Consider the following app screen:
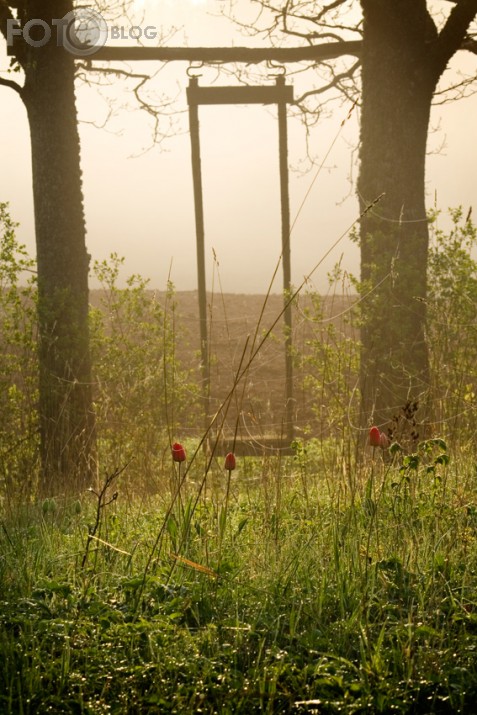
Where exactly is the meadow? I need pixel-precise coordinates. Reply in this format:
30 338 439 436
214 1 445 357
1 205 477 713
2 440 477 713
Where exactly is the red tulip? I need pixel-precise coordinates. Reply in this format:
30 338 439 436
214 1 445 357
224 452 236 471
369 426 381 447
172 442 186 463
379 431 390 449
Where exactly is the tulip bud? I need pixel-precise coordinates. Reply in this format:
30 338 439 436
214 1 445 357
369 426 381 447
379 431 390 449
172 442 186 463
224 452 236 471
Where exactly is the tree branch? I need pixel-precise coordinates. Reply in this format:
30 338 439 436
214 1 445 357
432 0 477 75
295 58 360 103
314 0 350 24
90 41 362 65
0 75 23 94
461 34 477 52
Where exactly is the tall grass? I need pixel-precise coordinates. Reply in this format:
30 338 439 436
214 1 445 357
2 203 477 712
1 442 477 713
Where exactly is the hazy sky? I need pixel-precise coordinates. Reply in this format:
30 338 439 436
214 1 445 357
1 1 476 294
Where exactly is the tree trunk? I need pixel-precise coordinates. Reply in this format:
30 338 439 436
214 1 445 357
21 1 96 495
357 0 439 437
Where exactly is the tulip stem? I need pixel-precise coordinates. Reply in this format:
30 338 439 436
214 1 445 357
177 462 183 512
217 467 233 577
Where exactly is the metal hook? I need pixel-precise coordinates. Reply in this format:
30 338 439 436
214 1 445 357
267 60 286 77
187 62 204 78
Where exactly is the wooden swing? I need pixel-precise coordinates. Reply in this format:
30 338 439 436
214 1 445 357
187 74 295 455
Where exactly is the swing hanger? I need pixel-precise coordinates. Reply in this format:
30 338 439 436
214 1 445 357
187 62 204 78
267 60 286 78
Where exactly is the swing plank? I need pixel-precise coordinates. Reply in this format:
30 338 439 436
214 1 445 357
187 83 294 106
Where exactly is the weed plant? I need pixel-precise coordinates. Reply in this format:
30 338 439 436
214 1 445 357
0 203 38 503
89 254 201 492
427 207 477 442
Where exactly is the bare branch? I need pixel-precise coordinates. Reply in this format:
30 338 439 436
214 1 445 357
433 70 477 103
77 60 183 152
315 0 350 23
281 4 361 41
294 58 360 103
0 74 22 94
281 27 350 42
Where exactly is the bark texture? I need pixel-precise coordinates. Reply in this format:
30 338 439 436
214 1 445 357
358 0 449 435
17 0 96 494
